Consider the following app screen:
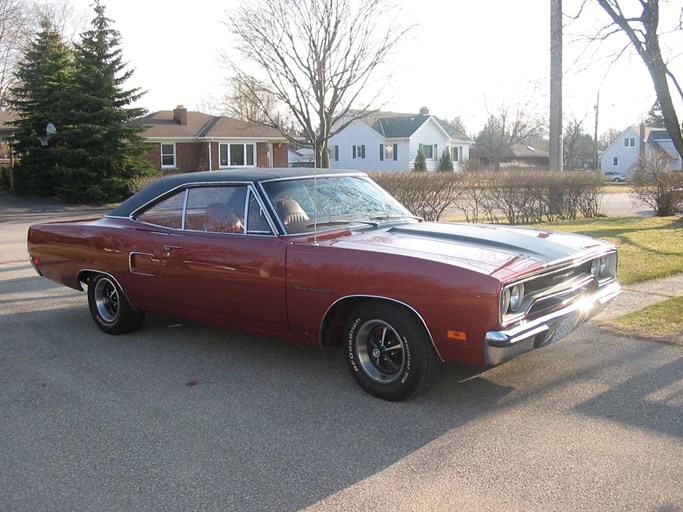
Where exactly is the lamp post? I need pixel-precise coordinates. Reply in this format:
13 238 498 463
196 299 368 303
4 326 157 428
38 122 57 146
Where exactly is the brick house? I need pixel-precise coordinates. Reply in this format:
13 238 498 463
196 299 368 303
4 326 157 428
132 106 289 172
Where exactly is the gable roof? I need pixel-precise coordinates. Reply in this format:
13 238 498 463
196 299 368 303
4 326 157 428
470 143 549 160
647 128 672 143
131 108 287 141
359 111 472 141
0 111 17 138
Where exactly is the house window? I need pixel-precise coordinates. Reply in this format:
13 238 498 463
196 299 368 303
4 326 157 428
334 145 339 162
219 143 255 167
612 156 619 167
380 144 397 161
420 144 436 159
451 146 461 162
352 145 366 159
161 143 176 168
624 137 635 147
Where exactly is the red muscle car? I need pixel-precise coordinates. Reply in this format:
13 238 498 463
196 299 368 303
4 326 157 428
27 169 621 400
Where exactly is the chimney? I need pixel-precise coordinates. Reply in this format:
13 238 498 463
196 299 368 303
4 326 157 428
173 105 188 125
419 106 429 115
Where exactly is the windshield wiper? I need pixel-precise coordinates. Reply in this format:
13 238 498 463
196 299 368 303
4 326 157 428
370 214 423 222
306 219 380 228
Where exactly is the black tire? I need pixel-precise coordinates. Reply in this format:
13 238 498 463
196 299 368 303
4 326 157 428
344 301 441 401
87 274 145 334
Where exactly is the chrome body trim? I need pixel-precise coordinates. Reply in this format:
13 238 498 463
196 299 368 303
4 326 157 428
485 281 622 365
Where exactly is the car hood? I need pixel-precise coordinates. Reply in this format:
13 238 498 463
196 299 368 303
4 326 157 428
331 221 611 281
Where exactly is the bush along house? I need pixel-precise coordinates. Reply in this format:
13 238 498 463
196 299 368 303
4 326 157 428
131 105 289 172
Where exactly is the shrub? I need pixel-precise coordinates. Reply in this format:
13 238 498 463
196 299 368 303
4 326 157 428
438 148 454 172
371 172 464 221
371 168 607 224
413 147 427 172
464 170 606 224
628 153 683 216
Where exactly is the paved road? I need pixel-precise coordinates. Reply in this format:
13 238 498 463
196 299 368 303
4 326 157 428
601 191 652 216
1 192 681 511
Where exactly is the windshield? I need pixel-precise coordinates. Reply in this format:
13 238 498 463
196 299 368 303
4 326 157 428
262 175 415 234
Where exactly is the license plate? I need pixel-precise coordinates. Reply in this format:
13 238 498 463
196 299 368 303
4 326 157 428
552 314 579 343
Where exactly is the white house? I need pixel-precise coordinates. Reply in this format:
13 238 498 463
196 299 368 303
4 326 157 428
328 108 473 172
601 124 682 177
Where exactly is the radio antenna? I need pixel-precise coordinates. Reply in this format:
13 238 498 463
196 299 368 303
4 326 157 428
313 166 318 246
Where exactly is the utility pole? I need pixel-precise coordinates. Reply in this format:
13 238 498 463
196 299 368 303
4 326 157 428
593 91 599 170
549 0 563 171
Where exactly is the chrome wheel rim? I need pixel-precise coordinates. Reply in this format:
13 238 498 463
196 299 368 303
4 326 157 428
94 277 119 323
354 319 406 384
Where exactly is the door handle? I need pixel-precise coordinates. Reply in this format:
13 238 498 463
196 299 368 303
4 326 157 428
163 245 183 251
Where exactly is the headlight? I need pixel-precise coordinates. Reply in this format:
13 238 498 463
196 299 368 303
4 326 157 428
591 253 617 281
509 283 525 312
500 282 525 318
590 258 600 277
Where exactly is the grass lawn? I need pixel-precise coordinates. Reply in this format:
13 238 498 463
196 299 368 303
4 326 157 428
607 296 683 346
538 215 683 285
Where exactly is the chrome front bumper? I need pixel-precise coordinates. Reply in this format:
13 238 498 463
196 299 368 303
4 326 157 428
484 281 622 365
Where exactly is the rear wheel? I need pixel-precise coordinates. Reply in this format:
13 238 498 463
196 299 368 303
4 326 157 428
344 302 441 401
87 274 144 334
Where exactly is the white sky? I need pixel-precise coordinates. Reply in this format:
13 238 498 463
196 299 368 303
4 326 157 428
70 0 683 136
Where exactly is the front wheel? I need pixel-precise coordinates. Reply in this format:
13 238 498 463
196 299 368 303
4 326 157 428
87 274 145 334
344 302 441 401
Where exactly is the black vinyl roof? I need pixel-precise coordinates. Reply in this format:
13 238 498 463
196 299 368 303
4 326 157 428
108 168 364 217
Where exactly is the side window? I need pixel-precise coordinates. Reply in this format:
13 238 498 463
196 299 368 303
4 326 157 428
246 190 272 234
135 185 273 235
186 186 247 233
136 191 185 228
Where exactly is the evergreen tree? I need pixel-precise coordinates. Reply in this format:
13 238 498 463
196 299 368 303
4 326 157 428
413 147 427 172
438 147 454 171
8 20 73 195
54 0 153 202
645 101 666 128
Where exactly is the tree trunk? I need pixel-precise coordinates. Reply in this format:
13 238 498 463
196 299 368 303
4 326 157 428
597 0 683 166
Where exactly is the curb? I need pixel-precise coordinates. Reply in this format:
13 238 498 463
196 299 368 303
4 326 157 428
595 273 683 322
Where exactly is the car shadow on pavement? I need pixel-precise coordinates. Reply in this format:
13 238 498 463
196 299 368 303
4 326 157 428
3 278 681 511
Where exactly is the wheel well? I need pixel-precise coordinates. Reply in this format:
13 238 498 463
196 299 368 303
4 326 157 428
77 270 97 288
320 296 435 352
78 270 143 314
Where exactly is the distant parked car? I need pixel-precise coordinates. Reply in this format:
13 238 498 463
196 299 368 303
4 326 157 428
289 161 315 168
27 169 621 400
603 171 626 182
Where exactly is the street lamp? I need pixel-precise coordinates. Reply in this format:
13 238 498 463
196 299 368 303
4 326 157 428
38 122 56 146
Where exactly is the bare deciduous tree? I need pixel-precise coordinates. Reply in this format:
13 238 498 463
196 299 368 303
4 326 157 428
222 0 410 167
222 75 285 127
576 0 683 164
0 0 86 110
598 127 622 150
0 0 26 108
563 117 594 170
475 97 547 171
26 0 86 44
